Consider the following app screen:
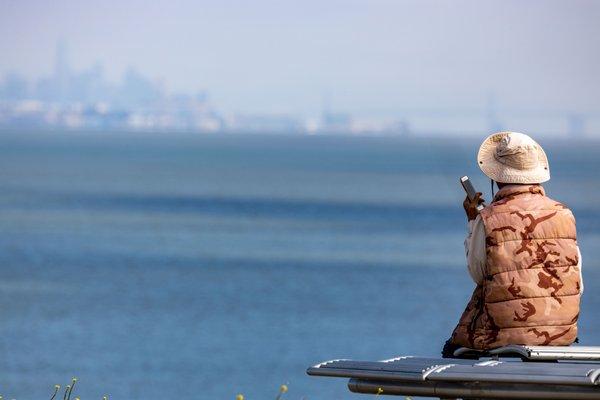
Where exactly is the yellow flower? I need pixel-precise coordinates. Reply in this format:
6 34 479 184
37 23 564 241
279 384 288 394
376 387 384 395
49 384 61 400
236 394 244 400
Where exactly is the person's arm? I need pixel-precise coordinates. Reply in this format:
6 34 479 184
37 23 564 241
465 215 487 285
577 246 584 294
463 192 486 285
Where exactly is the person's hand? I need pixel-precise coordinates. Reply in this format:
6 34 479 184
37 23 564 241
463 192 484 221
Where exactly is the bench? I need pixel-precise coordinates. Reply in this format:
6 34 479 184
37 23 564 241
307 346 600 399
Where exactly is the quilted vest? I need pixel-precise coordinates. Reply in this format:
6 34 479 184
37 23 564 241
451 185 580 350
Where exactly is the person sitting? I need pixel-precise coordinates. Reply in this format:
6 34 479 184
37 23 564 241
443 131 583 358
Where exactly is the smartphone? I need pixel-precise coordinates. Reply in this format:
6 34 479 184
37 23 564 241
460 176 485 212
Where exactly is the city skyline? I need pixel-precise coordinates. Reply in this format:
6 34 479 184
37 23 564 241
1 39 597 136
2 0 600 135
2 1 600 118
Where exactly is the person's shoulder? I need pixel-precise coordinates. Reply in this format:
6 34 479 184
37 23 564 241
540 192 573 212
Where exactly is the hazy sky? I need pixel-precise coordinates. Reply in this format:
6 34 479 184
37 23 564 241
1 0 599 118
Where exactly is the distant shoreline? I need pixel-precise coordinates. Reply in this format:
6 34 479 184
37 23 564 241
1 127 599 142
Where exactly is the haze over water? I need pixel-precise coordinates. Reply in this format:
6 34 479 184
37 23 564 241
0 132 598 399
2 1 600 134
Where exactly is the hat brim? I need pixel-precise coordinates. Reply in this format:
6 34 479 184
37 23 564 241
477 132 550 184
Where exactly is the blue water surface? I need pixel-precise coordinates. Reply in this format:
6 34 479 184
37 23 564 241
0 132 598 400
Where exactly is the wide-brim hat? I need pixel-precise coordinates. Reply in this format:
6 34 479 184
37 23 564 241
477 131 550 184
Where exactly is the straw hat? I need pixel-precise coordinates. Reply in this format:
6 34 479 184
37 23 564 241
477 131 550 184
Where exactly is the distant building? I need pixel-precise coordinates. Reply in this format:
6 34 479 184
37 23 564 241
0 72 29 100
486 92 503 132
226 114 303 134
321 111 352 133
567 113 585 137
0 40 225 132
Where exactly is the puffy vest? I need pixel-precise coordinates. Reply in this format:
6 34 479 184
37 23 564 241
451 185 581 350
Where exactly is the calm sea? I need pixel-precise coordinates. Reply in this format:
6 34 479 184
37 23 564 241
0 132 598 400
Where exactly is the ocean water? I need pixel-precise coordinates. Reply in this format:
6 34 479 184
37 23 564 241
0 132 598 400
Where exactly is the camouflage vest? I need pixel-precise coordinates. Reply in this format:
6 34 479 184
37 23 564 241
451 185 580 350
